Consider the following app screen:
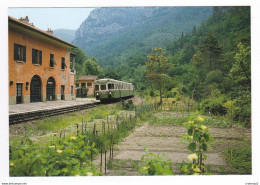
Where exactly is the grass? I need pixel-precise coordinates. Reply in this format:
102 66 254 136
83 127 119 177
148 111 236 128
224 143 252 174
34 104 123 133
35 113 81 131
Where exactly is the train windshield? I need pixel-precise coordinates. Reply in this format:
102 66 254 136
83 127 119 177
108 83 114 90
95 85 99 91
101 84 106 90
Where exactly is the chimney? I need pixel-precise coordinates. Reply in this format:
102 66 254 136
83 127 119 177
46 28 53 35
19 16 29 24
19 16 35 27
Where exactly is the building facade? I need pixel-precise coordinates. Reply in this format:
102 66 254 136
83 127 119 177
9 16 77 105
76 76 98 96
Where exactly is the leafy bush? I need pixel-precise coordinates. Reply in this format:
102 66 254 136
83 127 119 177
233 107 251 127
181 115 214 175
201 90 227 115
10 134 101 176
138 148 173 175
122 99 134 110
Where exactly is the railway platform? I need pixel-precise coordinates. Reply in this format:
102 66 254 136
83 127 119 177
9 98 100 124
9 98 99 115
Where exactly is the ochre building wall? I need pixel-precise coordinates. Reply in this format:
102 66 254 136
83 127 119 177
9 28 76 104
77 80 95 95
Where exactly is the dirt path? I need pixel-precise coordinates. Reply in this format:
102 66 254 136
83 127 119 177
97 121 251 175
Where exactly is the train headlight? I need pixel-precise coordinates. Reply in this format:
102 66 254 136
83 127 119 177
109 91 112 95
96 93 99 96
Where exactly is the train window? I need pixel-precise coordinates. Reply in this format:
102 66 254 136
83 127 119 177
95 85 99 91
101 84 106 90
108 83 114 90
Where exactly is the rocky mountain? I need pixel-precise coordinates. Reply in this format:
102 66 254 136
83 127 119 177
53 29 76 43
73 7 213 66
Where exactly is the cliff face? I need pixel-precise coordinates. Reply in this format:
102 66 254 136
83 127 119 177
74 7 158 45
73 7 213 65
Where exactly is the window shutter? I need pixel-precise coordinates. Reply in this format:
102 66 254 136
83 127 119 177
63 58 67 68
14 43 18 60
62 57 67 68
32 49 36 64
39 51 42 65
23 46 26 62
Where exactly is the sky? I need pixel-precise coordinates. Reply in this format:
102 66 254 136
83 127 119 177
8 8 95 31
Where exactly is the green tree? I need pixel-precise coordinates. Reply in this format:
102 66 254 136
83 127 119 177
83 57 104 78
104 68 121 80
199 33 222 71
144 48 172 104
230 42 251 90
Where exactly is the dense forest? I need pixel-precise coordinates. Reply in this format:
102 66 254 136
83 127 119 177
73 6 251 126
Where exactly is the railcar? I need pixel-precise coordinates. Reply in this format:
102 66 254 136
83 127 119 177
94 79 134 102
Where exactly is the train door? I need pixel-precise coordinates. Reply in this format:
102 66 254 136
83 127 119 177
16 83 23 104
30 75 42 102
46 77 55 101
61 85 65 100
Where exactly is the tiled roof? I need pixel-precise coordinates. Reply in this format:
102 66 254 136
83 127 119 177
8 16 77 48
77 76 99 81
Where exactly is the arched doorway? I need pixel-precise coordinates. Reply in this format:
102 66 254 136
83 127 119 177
30 75 42 102
46 77 56 101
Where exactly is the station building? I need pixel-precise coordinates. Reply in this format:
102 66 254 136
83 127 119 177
76 75 98 96
9 16 77 105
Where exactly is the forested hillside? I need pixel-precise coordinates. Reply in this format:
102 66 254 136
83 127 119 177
164 7 251 125
73 6 250 126
73 7 212 67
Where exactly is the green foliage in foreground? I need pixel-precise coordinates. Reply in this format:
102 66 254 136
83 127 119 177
138 147 174 175
224 144 251 174
10 106 142 176
10 133 101 176
181 115 214 175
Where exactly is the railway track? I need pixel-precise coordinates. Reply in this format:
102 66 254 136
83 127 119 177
9 102 101 125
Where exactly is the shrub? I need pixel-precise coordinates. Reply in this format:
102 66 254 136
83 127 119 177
181 115 214 175
138 147 173 175
201 90 227 115
10 134 101 176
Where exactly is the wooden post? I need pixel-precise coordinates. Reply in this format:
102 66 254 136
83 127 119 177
102 122 104 135
104 122 106 134
231 98 233 128
188 98 190 116
100 145 103 172
85 123 87 135
112 134 114 160
109 144 112 160
91 146 93 162
77 124 79 135
93 123 96 136
82 121 84 135
107 115 109 132
105 147 107 174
